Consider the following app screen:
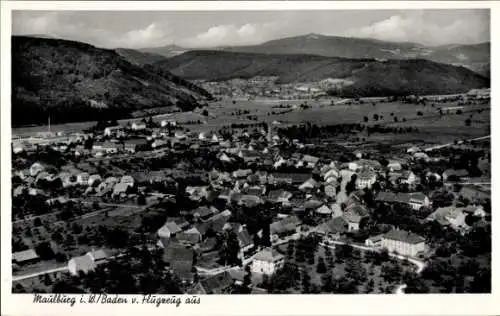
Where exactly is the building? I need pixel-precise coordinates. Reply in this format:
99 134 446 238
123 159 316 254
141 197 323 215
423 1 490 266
355 171 377 189
251 247 285 275
365 234 384 247
381 229 425 257
426 206 468 230
104 125 123 137
131 122 147 131
67 249 107 276
12 249 40 265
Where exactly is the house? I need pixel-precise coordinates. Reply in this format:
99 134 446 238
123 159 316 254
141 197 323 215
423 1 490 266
196 271 235 294
123 138 149 153
92 141 119 154
397 192 431 210
459 185 490 202
68 249 107 276
193 206 219 220
237 226 254 256
355 171 377 189
157 221 183 247
314 217 348 240
343 204 370 232
365 234 384 247
330 203 343 218
152 139 169 149
162 243 194 283
12 185 26 198
238 195 263 208
387 160 403 172
232 169 253 179
76 172 90 185
269 173 310 185
30 162 46 177
443 169 469 182
177 227 202 245
86 249 107 263
267 189 292 204
131 122 146 131
426 206 468 230
12 249 39 265
299 178 319 191
104 125 123 137
381 229 425 257
323 168 340 183
112 182 130 197
315 204 332 216
301 155 320 168
251 247 285 275
270 215 301 240
353 150 363 159
400 170 419 186
324 184 337 198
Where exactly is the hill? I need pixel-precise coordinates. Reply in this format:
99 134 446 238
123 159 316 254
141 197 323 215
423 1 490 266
218 34 490 77
12 36 212 126
115 48 167 65
159 50 489 97
139 44 188 58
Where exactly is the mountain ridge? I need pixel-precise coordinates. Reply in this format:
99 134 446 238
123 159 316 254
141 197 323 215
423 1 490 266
157 49 489 97
12 36 212 127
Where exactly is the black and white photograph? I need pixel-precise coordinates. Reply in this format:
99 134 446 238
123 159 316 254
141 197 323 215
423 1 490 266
1 1 497 314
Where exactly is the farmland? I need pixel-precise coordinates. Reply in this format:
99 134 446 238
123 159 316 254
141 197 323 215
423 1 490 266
14 97 490 147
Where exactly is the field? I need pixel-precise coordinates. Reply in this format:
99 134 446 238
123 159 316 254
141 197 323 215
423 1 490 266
13 98 490 147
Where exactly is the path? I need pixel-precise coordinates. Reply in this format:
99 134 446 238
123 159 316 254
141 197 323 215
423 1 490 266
12 266 68 282
424 135 490 152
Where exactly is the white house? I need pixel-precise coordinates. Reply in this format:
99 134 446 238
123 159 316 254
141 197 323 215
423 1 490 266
355 171 377 189
251 247 285 275
381 229 425 257
30 162 46 177
131 122 146 131
104 126 122 137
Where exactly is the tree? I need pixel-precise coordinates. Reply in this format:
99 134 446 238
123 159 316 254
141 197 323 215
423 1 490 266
137 194 146 205
219 230 241 266
363 116 369 123
465 118 472 126
373 114 379 121
316 257 327 274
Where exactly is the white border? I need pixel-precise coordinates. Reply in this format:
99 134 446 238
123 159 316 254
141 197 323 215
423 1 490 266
1 2 499 316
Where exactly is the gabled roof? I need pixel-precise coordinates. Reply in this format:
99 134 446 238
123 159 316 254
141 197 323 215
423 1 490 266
12 249 39 262
163 243 194 268
383 229 425 244
200 271 234 294
315 217 348 235
270 215 301 234
238 228 253 248
253 247 284 262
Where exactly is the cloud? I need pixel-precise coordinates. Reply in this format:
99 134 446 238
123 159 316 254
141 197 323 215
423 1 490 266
182 22 286 47
12 12 174 48
344 11 489 45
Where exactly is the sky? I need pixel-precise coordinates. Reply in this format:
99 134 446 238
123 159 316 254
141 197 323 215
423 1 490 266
12 9 490 49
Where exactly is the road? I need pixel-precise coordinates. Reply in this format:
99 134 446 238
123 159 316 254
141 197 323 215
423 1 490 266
424 135 490 152
12 266 68 282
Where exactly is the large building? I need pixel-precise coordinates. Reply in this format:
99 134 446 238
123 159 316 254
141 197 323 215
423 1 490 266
381 229 425 257
251 247 285 275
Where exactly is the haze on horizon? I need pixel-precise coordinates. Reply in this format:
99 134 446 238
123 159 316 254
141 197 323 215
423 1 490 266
12 9 490 49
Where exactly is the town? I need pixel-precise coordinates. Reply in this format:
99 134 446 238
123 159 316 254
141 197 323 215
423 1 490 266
11 89 491 295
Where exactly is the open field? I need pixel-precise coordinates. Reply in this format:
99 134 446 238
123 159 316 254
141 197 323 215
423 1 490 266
13 98 489 146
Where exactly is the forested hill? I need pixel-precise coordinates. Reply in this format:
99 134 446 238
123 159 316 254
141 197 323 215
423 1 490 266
12 36 212 126
158 50 489 97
